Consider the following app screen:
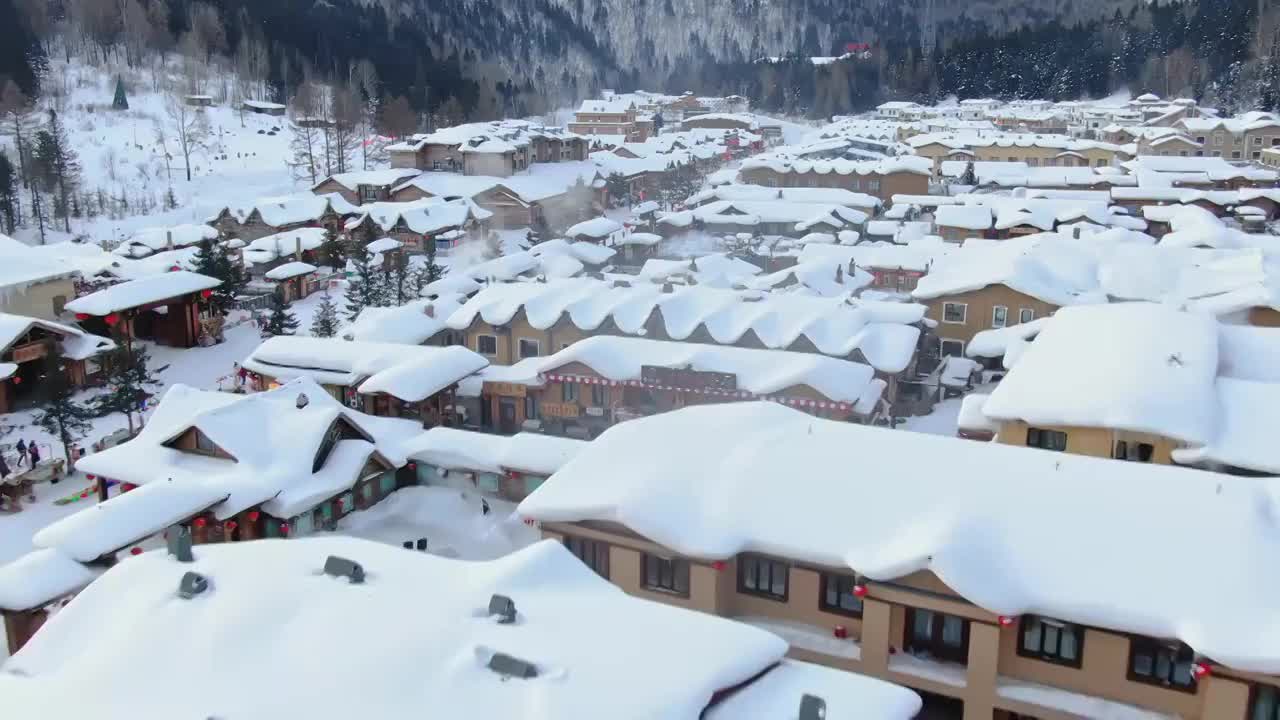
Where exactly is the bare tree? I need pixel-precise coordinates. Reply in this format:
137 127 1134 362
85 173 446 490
0 81 36 189
164 93 208 182
288 84 322 184
326 86 361 175
379 95 417 140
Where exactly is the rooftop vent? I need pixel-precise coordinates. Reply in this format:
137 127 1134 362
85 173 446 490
296 393 310 410
488 652 538 679
799 694 827 720
489 594 517 624
178 571 209 599
167 525 194 563
323 555 366 584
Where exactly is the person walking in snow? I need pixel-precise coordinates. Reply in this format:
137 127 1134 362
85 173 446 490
481 499 491 516
15 439 25 468
28 441 40 468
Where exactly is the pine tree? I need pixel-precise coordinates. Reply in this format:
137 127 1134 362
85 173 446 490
33 110 80 233
320 226 346 268
605 172 630 207
93 346 161 434
112 76 129 110
344 242 380 321
190 239 246 315
310 290 339 337
413 244 444 295
0 151 16 234
264 292 300 336
33 346 95 467
960 160 977 186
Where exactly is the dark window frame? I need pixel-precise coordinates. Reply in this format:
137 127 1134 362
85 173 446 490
819 572 864 617
563 535 609 579
1126 637 1198 693
737 554 790 602
476 334 498 356
517 337 540 359
590 384 607 406
562 382 578 403
524 395 539 421
904 608 971 665
1027 427 1068 452
1017 616 1085 668
1250 683 1280 720
1114 440 1155 462
641 553 690 597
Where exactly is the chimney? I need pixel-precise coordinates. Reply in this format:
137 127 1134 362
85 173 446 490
424 304 435 318
661 281 674 293
167 525 194 562
295 236 303 261
323 555 366 584
166 230 174 251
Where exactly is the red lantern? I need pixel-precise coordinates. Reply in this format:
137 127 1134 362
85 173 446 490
335 498 344 510
104 313 120 327
407 462 417 470
11 376 20 385
79 490 88 498
833 625 848 639
1193 663 1211 680
74 313 90 321
86 474 96 480
247 510 260 522
279 523 290 536
121 482 136 492
200 289 213 299
711 560 726 572
130 547 143 556
998 615 1018 627
852 584 869 598
193 517 207 528
225 520 238 532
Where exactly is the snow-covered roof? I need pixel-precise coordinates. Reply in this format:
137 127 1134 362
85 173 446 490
519 400 1280 674
445 278 924 373
539 335 877 405
244 337 488 401
0 548 99 612
934 204 993 231
404 428 586 476
65 271 220 315
1122 156 1279 183
689 184 880 210
0 537 920 720
242 99 285 110
215 193 359 227
264 261 318 281
984 303 1280 474
957 393 996 433
67 378 423 529
117 224 218 256
0 234 80 289
346 197 491 236
315 168 421 192
343 295 465 345
740 154 931 177
0 312 115 360
577 97 635 114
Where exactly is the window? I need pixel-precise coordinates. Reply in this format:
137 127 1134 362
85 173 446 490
1254 152 1262 160
1234 136 1244 145
194 430 219 455
359 185 378 203
904 608 970 664
1195 136 1206 144
1019 308 1035 324
590 384 606 406
564 535 609 578
642 554 690 595
867 179 881 192
1019 616 1084 667
518 338 540 359
1026 427 1067 452
524 395 539 421
476 335 497 355
942 302 967 324
738 554 789 601
1114 441 1155 462
1214 135 1224 146
1095 159 1109 168
1273 138 1280 146
562 382 578 403
1254 137 1264 146
1128 638 1196 691
941 339 964 358
1233 151 1242 159
820 573 864 616
1252 684 1280 720
992 306 1008 328
52 295 68 315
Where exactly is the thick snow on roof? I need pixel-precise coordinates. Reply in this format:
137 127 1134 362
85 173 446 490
264 261 318 281
446 278 923 372
343 295 465 345
741 153 931 177
243 227 329 266
244 336 488 401
217 193 359 227
957 393 996 433
365 237 404 254
1123 155 1279 182
316 168 420 191
71 378 422 526
404 428 587 476
0 312 114 360
539 335 877 403
965 318 1049 360
121 224 218 254
934 204 993 230
577 97 634 114
527 238 616 266
0 233 80 289
347 197 490 235
566 216 623 239
65 271 220 315
689 184 880 210
912 234 1110 306
0 536 916 720
0 548 99 612
519 401 1280 674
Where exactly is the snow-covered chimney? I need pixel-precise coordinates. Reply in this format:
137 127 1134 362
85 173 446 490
424 304 435 318
166 231 174 251
295 236 303 260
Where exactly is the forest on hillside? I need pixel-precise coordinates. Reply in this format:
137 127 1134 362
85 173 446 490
2 0 1280 125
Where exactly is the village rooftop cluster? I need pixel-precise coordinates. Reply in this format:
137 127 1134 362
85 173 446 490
4 87 1280 720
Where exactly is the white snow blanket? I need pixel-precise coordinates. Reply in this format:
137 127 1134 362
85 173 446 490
65 271 221 315
520 401 1280 674
0 537 920 720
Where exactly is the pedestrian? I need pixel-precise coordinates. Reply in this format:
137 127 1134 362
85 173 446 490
0 450 10 479
481 498 491 516
15 439 25 468
28 441 40 468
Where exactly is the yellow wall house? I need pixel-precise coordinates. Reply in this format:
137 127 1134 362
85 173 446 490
518 401 1280 720
981 302 1280 476
0 234 80 321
